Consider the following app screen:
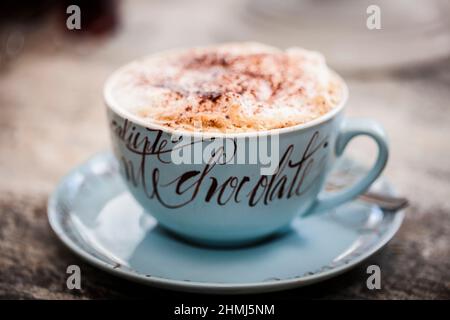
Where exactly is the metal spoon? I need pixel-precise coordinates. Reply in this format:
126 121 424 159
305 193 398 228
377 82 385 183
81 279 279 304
358 192 409 211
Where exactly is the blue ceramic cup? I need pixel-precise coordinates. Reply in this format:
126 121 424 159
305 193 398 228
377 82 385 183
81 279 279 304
104 72 388 246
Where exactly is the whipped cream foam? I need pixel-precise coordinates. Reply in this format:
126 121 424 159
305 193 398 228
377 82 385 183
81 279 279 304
108 42 344 132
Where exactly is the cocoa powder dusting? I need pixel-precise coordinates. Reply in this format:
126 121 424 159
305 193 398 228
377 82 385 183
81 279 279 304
111 42 344 132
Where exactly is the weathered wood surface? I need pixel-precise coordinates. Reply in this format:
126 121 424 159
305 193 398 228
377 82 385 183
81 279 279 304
0 0 449 299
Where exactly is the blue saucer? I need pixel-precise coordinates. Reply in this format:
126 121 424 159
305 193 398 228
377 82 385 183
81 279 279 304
48 152 404 294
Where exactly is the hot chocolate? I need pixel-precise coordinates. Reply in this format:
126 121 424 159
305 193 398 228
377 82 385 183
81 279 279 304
108 42 344 132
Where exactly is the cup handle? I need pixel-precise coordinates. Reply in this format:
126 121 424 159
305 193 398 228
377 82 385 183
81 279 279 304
308 118 389 214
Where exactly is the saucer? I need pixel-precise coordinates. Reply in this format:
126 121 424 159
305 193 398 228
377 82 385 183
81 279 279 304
48 152 404 294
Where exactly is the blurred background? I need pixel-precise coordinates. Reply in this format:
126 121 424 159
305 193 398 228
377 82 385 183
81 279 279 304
0 0 449 299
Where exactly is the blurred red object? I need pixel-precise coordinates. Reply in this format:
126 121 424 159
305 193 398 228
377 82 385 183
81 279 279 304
0 0 119 36
61 0 119 36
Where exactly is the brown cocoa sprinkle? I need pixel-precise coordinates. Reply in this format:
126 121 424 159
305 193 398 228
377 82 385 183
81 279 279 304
197 91 222 102
117 43 343 132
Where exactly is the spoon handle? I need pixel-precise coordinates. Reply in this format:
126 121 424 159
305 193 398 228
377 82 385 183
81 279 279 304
359 192 409 211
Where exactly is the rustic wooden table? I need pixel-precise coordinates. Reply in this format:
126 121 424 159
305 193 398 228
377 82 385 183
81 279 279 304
0 0 449 299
